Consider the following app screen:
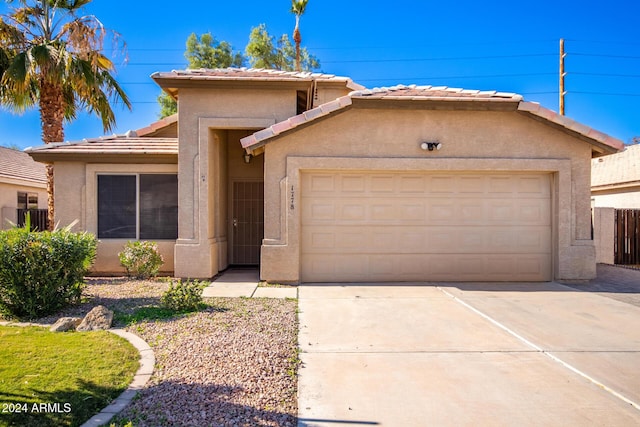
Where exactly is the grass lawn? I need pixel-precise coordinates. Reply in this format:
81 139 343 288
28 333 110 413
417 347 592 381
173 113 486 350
0 326 139 427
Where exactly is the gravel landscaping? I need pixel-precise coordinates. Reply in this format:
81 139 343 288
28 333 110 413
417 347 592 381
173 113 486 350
9 278 299 427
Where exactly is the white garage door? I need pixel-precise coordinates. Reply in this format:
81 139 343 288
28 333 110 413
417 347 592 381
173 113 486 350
301 171 552 282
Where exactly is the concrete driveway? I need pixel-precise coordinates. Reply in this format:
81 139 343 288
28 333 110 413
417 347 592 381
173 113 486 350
297 266 640 426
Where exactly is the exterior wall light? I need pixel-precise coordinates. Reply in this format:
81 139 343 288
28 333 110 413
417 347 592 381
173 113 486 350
243 153 252 164
421 142 442 151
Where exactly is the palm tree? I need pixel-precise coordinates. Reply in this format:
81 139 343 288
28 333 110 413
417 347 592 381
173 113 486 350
0 0 131 230
290 0 309 72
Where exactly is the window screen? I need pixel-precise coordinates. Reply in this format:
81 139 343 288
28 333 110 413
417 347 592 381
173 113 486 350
98 175 136 238
17 192 27 210
27 194 38 209
139 174 178 239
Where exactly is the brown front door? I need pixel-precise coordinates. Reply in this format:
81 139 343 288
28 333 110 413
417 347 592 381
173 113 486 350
232 181 264 265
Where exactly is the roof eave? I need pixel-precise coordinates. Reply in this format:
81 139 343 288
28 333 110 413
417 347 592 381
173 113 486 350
153 73 339 92
28 151 178 164
517 102 623 156
151 71 361 100
0 175 47 188
591 180 640 192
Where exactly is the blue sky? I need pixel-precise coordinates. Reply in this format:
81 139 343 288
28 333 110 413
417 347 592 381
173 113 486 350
1 0 640 150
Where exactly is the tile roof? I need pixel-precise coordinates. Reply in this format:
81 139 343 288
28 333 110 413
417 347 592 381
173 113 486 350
152 67 364 90
241 95 352 150
136 114 178 137
350 84 523 101
592 143 640 188
26 134 178 157
241 85 624 154
517 102 624 154
0 146 46 184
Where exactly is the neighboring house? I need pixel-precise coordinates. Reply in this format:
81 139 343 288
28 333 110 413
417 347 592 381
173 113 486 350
27 68 624 282
591 143 640 208
0 146 47 230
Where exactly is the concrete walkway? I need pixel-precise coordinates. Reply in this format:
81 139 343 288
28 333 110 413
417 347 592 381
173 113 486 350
202 268 297 299
298 267 640 426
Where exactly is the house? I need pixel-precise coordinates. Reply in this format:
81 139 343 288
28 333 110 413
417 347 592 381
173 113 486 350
591 143 640 208
0 146 47 230
27 68 624 282
590 143 640 265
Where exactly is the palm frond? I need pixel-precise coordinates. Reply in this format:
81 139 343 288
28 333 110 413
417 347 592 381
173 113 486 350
0 0 129 134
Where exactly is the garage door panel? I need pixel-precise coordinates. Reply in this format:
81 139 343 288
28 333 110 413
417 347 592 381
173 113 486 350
303 172 551 197
303 225 551 254
300 253 551 282
303 197 550 226
301 172 552 282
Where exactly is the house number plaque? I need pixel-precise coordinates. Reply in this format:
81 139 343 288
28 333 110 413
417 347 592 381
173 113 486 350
290 185 295 210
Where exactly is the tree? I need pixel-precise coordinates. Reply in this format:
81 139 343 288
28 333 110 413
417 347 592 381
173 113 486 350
245 23 319 72
0 0 130 230
290 0 309 72
157 32 244 117
185 32 244 69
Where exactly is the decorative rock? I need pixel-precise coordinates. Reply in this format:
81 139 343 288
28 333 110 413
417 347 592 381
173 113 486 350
49 317 82 332
76 305 114 331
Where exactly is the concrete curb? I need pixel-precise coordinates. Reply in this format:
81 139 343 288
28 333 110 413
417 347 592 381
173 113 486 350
0 322 154 427
80 328 154 427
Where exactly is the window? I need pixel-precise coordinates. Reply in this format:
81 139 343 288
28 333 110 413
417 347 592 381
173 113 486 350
17 192 38 209
98 174 178 239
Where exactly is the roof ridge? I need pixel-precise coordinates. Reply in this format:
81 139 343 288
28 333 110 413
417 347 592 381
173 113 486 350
349 85 522 100
154 67 344 81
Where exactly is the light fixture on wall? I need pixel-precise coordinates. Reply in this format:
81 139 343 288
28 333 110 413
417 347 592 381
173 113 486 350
243 153 252 164
420 142 442 151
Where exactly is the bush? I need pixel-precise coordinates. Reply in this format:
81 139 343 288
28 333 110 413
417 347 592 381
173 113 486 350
0 222 97 319
118 241 164 279
161 279 207 312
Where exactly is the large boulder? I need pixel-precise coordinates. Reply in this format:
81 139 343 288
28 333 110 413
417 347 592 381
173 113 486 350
50 317 82 332
76 305 113 331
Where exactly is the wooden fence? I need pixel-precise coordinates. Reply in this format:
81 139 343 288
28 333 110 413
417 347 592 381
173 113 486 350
614 209 640 265
17 209 49 232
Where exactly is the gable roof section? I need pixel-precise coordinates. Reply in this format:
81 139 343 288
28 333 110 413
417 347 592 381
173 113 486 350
26 134 178 164
152 67 364 98
241 84 624 156
136 114 178 138
0 146 46 185
516 102 622 156
591 143 640 190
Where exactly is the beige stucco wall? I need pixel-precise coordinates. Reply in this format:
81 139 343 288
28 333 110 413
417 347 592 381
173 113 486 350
53 162 177 275
172 82 355 278
173 87 289 277
592 186 640 209
592 207 615 265
0 180 47 229
260 107 596 283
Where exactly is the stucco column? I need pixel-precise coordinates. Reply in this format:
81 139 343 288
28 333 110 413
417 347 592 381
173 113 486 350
593 207 615 265
174 121 219 278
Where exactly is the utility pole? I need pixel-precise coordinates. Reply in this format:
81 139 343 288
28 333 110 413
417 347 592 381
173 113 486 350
559 38 566 115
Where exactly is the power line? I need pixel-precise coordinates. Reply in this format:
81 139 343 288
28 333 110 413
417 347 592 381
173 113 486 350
570 71 640 78
566 39 640 47
127 63 185 66
571 91 640 97
357 72 556 82
570 52 640 60
322 53 556 64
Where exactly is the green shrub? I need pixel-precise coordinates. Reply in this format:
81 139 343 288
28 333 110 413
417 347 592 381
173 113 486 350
118 241 164 279
0 222 97 319
161 279 207 312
